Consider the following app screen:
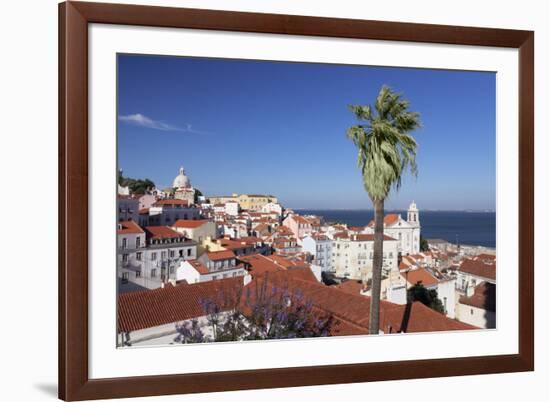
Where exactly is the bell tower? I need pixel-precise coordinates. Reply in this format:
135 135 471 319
407 201 419 226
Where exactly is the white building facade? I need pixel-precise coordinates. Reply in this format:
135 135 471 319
332 233 399 281
300 234 333 272
364 201 421 256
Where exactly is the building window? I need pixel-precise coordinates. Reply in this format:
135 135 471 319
187 249 192 257
136 252 142 261
122 238 127 249
151 269 157 278
136 270 141 278
121 272 129 283
161 251 167 259
135 237 140 248
169 250 175 258
151 252 157 261
169 266 175 274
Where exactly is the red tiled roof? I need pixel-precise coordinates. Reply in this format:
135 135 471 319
459 282 496 312
401 268 439 288
186 260 209 275
238 254 317 282
239 236 262 244
172 219 209 229
263 276 477 334
334 280 364 296
334 232 396 241
206 250 236 261
291 215 311 225
475 253 496 262
352 234 397 242
144 226 185 240
239 254 285 276
368 213 401 227
459 259 496 281
219 239 252 250
265 254 306 268
117 220 144 235
333 231 349 239
118 278 243 332
118 269 477 335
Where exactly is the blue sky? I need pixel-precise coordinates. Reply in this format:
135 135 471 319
118 54 496 211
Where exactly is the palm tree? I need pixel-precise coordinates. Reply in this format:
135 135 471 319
346 85 421 334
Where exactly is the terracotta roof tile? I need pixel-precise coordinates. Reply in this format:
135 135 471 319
117 220 144 235
206 250 236 261
459 259 496 281
172 219 210 229
117 278 243 332
401 268 439 288
459 282 496 311
144 226 185 240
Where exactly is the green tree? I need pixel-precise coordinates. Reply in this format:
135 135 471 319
346 85 421 334
118 172 155 195
407 283 446 314
194 188 203 204
420 236 429 252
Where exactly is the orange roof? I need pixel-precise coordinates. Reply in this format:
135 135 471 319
117 220 144 235
401 268 439 288
118 269 478 335
334 280 364 296
292 215 311 225
459 259 496 281
334 232 396 241
475 253 496 262
218 239 253 250
118 278 243 332
238 254 285 276
368 213 401 227
459 282 496 311
186 260 209 275
206 250 236 261
172 219 209 229
352 234 397 242
144 226 185 240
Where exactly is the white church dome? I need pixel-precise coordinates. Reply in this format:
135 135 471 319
173 166 191 188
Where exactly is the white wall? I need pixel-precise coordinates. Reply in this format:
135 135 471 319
1 0 547 401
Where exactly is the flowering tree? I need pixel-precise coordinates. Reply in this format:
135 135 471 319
174 276 333 343
174 318 207 343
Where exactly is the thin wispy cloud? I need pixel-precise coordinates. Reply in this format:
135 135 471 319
118 113 209 134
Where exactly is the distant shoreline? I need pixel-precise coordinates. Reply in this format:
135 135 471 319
293 208 496 213
294 209 496 248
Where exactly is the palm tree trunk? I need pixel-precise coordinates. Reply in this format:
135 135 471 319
369 198 384 334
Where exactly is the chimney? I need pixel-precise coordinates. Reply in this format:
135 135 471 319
243 273 252 286
466 283 475 297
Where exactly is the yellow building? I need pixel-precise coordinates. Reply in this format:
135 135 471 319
208 193 278 211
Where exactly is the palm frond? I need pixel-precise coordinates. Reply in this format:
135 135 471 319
346 85 421 201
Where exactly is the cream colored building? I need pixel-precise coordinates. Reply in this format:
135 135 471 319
364 201 421 256
332 233 399 281
171 219 217 256
172 166 196 204
208 193 278 211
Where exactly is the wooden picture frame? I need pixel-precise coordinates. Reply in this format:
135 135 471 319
59 1 534 400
